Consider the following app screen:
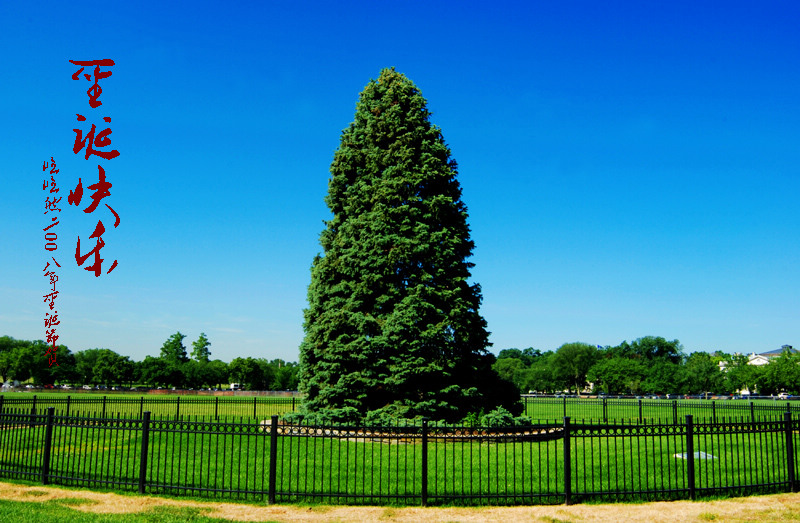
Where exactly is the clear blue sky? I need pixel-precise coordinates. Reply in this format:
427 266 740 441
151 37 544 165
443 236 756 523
2 1 798 363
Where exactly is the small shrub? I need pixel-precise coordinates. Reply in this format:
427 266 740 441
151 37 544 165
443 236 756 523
460 410 484 428
481 406 516 427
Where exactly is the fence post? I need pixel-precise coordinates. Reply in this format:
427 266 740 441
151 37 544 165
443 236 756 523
564 416 572 505
712 401 716 424
672 400 678 425
602 397 608 422
138 411 151 494
41 407 55 485
30 395 37 428
638 399 643 423
0 395 4 414
563 396 567 419
215 396 219 420
139 396 144 418
102 396 107 419
750 401 756 426
176 396 180 418
292 397 296 412
421 418 429 507
254 396 258 419
785 412 797 493
268 415 279 503
685 415 696 500
66 395 71 417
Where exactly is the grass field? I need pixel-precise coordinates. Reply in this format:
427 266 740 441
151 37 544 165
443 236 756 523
1 392 796 424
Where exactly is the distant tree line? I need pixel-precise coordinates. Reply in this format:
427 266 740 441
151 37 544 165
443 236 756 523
0 333 299 391
492 336 800 396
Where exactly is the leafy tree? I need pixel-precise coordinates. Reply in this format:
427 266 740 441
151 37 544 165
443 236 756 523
9 340 52 384
205 360 229 389
758 350 800 395
298 68 519 423
628 336 685 364
191 333 211 363
93 350 135 387
522 352 559 393
551 342 599 393
642 359 685 394
0 336 19 382
160 332 189 365
138 356 173 388
683 352 725 394
497 347 542 367
587 357 647 394
492 357 526 392
75 348 133 387
49 345 78 384
724 353 760 394
263 359 300 390
75 349 103 385
229 357 266 391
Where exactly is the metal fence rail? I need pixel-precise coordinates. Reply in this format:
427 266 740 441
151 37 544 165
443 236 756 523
0 408 796 506
3 395 799 425
0 395 298 421
522 396 800 424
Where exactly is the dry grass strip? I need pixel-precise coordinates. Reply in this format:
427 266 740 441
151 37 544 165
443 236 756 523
1 482 800 522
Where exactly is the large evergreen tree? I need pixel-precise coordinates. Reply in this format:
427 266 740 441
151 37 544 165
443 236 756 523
298 68 519 423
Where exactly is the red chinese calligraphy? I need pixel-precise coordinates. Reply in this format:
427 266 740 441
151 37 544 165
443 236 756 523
69 59 115 108
73 114 120 160
75 220 118 276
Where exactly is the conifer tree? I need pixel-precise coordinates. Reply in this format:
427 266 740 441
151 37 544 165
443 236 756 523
298 68 520 423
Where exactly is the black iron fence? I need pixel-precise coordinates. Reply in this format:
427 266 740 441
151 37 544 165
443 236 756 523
3 395 799 425
0 394 297 420
522 395 800 424
0 407 796 505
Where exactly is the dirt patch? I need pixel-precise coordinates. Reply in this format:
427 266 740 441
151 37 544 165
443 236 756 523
0 482 799 522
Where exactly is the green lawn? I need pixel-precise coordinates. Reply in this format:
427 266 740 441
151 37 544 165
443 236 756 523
522 397 798 424
0 392 296 421
2 393 796 425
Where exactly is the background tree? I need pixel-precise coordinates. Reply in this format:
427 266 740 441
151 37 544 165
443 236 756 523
264 359 300 390
229 357 266 391
191 333 211 363
628 336 685 364
298 68 519 423
523 352 559 393
492 357 527 392
0 336 19 382
551 342 599 393
724 353 760 394
49 346 78 384
75 349 103 385
641 359 685 394
160 332 189 365
758 350 800 395
683 352 725 394
92 350 135 387
587 357 647 394
138 356 172 388
205 360 229 389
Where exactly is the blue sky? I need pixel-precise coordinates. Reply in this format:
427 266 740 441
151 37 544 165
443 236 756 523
2 1 798 363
